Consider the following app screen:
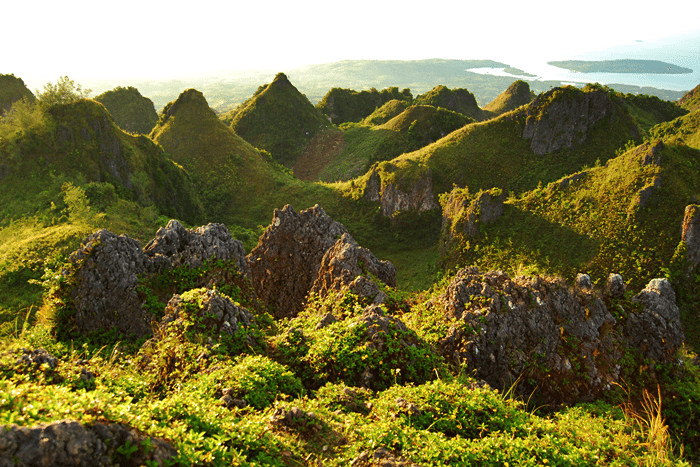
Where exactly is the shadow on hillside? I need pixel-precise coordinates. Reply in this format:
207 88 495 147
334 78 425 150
470 204 599 279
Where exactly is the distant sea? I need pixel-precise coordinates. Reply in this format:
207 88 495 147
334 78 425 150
475 30 700 93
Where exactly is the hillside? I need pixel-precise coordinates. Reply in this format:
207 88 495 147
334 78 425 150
680 83 700 112
362 84 642 215
0 74 34 114
361 99 407 126
94 86 158 134
482 80 536 116
315 105 473 183
228 73 332 167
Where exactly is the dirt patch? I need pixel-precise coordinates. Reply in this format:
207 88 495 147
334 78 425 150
293 129 346 181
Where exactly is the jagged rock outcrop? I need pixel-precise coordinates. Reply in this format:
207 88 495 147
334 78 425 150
441 188 504 241
61 220 249 339
635 140 664 166
311 233 396 299
363 164 439 217
627 278 685 363
682 204 700 270
144 219 250 275
0 420 176 467
248 205 395 318
158 288 255 337
435 267 685 405
522 86 633 155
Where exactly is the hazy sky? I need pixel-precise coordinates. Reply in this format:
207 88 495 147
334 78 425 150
5 0 700 91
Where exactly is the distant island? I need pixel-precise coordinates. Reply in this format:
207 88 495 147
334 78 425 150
548 59 693 74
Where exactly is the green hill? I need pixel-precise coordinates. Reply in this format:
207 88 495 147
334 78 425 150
94 86 158 134
361 99 407 126
680 84 700 112
482 80 535 116
414 85 486 121
228 73 332 167
621 92 688 133
0 74 35 114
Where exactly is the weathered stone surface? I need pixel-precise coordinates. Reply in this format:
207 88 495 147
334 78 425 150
435 267 686 405
635 140 664 167
559 171 588 189
606 273 626 298
437 268 620 404
248 205 394 319
66 229 153 338
144 219 250 275
627 278 685 363
158 289 254 337
363 165 438 217
441 188 503 240
523 87 623 155
311 234 396 299
682 204 700 270
0 420 176 467
62 221 250 339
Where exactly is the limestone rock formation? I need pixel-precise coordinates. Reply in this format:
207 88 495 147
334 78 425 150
61 221 249 339
158 288 255 337
437 268 619 404
435 267 685 405
441 187 504 240
0 420 176 467
681 204 700 270
363 164 439 217
522 86 632 155
627 278 685 363
483 80 535 117
144 219 250 275
248 205 395 318
311 233 397 299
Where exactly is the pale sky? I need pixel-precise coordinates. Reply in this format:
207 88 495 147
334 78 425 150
4 0 700 91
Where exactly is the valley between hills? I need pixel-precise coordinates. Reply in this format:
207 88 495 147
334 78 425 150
1 68 700 466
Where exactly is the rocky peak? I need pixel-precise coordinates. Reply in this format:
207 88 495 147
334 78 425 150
248 205 395 318
161 88 214 121
363 164 439 217
441 187 504 241
483 80 535 116
436 267 684 405
60 221 250 339
522 86 630 155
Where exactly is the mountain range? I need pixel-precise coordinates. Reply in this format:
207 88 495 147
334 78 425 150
2 68 700 466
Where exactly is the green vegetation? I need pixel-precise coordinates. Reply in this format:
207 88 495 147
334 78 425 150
414 85 485 121
680 84 700 112
95 86 158 134
483 80 536 116
228 73 331 167
548 59 693 74
0 73 35 114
